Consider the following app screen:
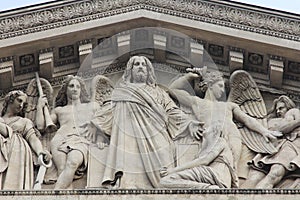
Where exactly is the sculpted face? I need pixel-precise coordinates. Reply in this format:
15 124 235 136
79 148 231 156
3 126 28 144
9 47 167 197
67 79 81 101
9 95 27 115
131 57 148 83
276 101 288 118
210 80 225 100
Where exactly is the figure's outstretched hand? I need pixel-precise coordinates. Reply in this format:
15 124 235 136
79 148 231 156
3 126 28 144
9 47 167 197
80 121 97 141
263 130 282 142
189 121 205 141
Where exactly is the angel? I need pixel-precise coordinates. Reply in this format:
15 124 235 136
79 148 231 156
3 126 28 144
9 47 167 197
35 75 101 189
242 95 300 189
168 68 282 187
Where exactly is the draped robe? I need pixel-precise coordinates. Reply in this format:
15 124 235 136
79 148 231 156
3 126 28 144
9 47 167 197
94 83 191 188
0 117 37 189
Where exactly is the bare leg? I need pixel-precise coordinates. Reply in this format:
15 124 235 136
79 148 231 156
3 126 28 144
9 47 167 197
240 168 265 188
255 164 286 189
50 135 67 176
51 149 67 176
54 150 84 189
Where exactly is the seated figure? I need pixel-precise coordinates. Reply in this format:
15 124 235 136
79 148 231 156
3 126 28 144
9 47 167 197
160 122 238 189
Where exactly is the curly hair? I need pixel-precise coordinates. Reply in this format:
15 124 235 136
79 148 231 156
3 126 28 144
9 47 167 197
198 71 223 93
122 56 156 86
1 90 27 117
267 95 296 119
55 75 90 107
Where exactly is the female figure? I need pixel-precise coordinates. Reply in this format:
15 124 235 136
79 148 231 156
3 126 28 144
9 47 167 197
0 90 51 189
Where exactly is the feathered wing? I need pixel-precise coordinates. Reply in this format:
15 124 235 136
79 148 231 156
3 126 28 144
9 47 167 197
25 77 54 148
89 75 114 144
228 70 277 154
90 75 114 106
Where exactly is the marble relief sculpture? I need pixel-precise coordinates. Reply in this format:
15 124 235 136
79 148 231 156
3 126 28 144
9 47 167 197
0 91 51 189
91 56 204 189
243 95 300 189
166 68 281 188
2 55 300 190
160 121 237 189
36 75 100 189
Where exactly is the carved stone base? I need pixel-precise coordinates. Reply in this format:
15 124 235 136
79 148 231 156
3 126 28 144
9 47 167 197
0 189 300 200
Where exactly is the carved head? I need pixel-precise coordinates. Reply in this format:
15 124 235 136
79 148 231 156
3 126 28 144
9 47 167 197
122 56 156 86
55 75 90 107
201 71 224 99
268 95 296 118
1 90 27 117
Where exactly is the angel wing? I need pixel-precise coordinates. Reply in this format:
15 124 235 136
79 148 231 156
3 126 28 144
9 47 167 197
25 76 55 148
89 75 114 145
25 77 54 124
90 75 114 106
228 70 277 154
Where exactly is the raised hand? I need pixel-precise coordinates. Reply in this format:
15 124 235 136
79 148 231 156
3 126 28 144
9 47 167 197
186 66 207 76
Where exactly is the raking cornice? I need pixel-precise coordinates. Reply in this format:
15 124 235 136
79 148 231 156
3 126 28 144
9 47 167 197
0 0 299 41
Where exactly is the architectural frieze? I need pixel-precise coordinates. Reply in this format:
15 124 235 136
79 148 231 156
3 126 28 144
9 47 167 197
0 0 299 41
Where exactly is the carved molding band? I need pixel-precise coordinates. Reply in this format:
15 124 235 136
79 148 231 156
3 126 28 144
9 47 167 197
0 0 299 41
0 189 299 195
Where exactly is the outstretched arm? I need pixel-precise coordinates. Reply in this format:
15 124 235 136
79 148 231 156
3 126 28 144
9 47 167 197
232 103 281 141
169 72 200 91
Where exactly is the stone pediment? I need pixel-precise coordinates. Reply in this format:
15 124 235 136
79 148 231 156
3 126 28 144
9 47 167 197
1 1 300 198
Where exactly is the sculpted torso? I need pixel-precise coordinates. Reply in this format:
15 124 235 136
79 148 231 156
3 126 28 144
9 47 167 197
192 99 239 138
53 102 97 135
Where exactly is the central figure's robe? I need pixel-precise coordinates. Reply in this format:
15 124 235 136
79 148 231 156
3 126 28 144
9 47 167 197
94 83 192 188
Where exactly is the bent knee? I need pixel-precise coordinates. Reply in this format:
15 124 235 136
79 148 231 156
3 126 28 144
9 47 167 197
268 165 286 179
66 152 84 169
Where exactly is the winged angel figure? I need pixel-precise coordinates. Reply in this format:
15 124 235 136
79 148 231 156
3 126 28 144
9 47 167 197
165 68 282 188
25 74 113 189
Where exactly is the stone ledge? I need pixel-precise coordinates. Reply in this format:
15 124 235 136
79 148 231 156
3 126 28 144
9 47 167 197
1 189 300 195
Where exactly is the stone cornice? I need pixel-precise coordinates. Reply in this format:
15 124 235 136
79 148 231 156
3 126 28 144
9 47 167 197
0 0 299 41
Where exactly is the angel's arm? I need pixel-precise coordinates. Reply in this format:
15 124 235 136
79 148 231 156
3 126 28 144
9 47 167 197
168 88 198 108
35 97 46 130
36 96 58 130
169 72 200 91
232 103 281 140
